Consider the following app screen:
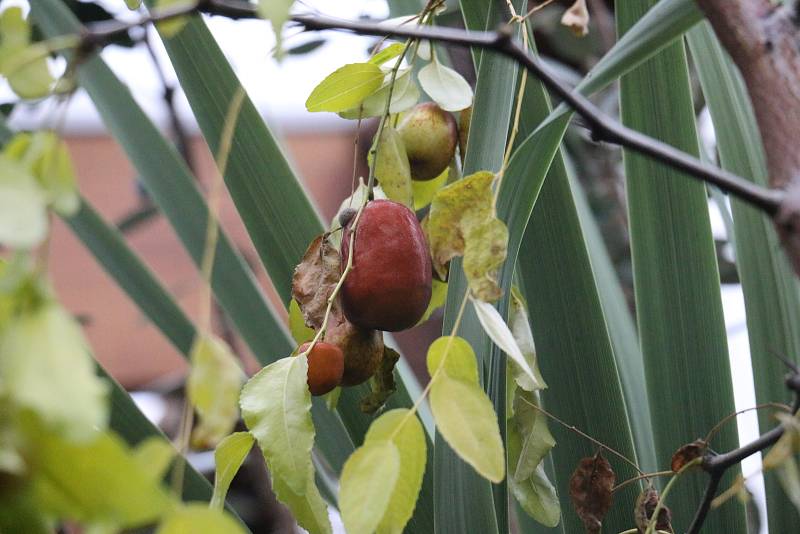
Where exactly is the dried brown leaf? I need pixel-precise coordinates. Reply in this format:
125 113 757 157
561 0 589 37
324 310 384 387
359 346 400 413
569 451 615 533
670 439 707 473
634 488 673 533
291 234 341 329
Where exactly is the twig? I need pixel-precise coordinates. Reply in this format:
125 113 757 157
74 0 785 216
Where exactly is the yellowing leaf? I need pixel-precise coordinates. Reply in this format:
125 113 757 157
340 440 401 534
427 171 508 301
369 43 406 65
211 432 254 510
429 375 505 482
0 156 48 248
156 503 246 534
306 63 385 113
239 356 313 495
416 278 447 325
0 8 53 99
187 333 244 448
154 0 194 38
412 166 448 211
289 298 315 344
425 335 478 383
373 126 412 208
133 437 175 482
271 472 332 534
32 430 172 526
364 409 427 534
471 297 541 390
0 301 108 442
418 60 473 112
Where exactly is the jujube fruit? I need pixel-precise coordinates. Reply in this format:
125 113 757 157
299 341 344 396
397 102 458 181
341 199 432 332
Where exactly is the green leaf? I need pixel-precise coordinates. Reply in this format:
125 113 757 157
510 390 555 481
0 300 108 442
370 43 406 65
271 471 332 534
0 156 48 248
373 125 412 208
257 0 294 55
471 297 540 390
418 60 472 112
364 409 427 534
306 63 385 113
211 432 254 510
616 2 743 529
339 68 420 119
289 298 315 344
340 440 401 534
133 437 175 482
427 171 508 301
32 430 173 527
156 503 246 534
239 356 313 495
425 335 479 383
0 8 53 98
187 333 244 448
430 375 505 483
508 289 546 392
412 166 447 210
153 0 193 38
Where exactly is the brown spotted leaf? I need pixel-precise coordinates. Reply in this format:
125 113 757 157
634 488 673 533
671 439 707 473
291 234 341 329
569 451 615 533
359 346 400 414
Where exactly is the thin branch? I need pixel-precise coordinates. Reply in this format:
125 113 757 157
76 0 785 216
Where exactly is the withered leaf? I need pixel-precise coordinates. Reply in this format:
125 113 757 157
569 451 615 533
634 488 673 533
324 310 384 387
291 234 341 330
360 346 401 414
671 439 707 473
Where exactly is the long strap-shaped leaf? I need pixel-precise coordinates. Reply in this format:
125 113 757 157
687 22 800 532
616 2 745 531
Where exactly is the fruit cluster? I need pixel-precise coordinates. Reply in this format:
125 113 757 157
294 103 464 400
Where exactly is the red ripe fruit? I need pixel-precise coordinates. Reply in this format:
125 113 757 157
299 341 345 396
341 199 432 331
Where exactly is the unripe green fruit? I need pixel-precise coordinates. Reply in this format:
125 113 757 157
397 102 458 181
299 341 344 396
341 199 432 331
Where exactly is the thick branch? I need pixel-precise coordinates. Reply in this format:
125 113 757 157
79 0 784 216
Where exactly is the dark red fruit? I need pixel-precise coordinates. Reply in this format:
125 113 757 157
341 199 432 331
300 341 345 396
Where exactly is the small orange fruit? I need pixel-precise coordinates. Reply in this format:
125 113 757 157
299 341 345 396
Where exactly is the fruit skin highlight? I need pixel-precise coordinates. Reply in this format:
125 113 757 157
341 199 432 332
397 102 458 181
299 341 344 396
